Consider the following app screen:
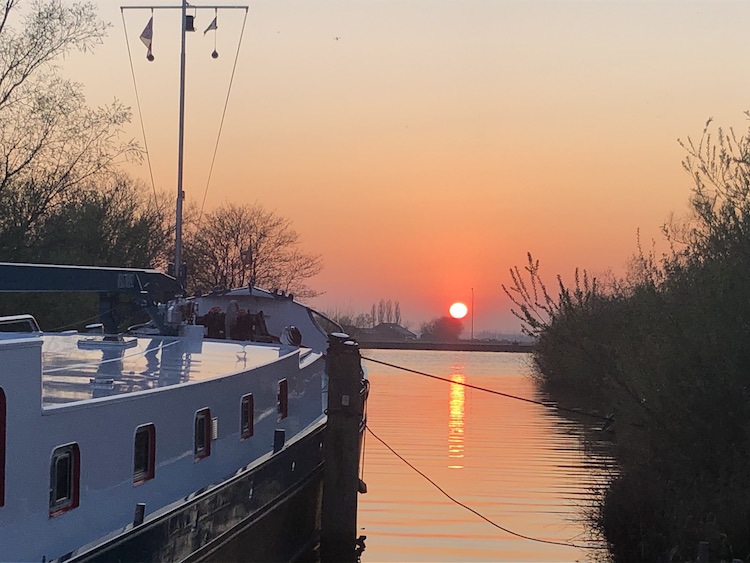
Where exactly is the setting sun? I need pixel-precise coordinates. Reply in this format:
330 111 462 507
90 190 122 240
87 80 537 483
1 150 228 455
449 302 468 319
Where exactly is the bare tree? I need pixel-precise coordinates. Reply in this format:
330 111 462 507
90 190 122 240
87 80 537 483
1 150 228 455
185 202 322 297
0 1 138 256
377 299 385 325
385 299 393 323
394 301 401 325
370 303 376 328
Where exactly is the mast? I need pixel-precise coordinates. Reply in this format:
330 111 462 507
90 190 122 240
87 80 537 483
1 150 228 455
122 3 248 290
175 0 187 288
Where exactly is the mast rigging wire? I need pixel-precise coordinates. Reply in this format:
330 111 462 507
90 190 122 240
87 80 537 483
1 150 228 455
198 7 249 224
121 8 159 208
121 6 250 222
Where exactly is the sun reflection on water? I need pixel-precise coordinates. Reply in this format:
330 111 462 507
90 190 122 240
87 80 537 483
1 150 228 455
448 373 465 469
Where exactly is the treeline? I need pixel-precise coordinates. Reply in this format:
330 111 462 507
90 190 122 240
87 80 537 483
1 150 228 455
505 119 750 561
327 299 402 329
327 301 465 343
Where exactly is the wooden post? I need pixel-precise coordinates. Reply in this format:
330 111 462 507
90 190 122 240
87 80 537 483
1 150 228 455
320 333 364 562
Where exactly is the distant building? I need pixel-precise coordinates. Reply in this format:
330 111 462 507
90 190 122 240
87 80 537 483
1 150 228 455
346 323 417 343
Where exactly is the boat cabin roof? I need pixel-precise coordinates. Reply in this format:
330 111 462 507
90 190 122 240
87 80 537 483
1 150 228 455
38 333 289 407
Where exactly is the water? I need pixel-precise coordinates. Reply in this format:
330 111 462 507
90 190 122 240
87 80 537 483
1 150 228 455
357 350 613 562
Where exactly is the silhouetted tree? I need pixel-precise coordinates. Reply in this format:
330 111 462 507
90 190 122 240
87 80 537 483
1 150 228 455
30 175 169 267
419 316 463 341
184 202 322 297
377 299 385 324
394 301 401 325
0 1 138 256
325 308 372 330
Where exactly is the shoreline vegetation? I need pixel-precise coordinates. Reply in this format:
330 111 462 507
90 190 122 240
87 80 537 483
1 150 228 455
505 118 750 562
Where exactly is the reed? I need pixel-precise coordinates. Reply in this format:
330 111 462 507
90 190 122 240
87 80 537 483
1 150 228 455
505 118 750 561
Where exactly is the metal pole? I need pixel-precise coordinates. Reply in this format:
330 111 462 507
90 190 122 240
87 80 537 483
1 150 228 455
471 287 474 341
174 0 187 287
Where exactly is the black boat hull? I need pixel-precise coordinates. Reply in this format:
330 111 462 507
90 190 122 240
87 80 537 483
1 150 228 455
69 423 325 563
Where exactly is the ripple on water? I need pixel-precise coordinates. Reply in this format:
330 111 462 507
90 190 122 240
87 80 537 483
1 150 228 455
358 350 612 562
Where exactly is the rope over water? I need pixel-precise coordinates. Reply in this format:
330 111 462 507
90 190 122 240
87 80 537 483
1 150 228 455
361 355 629 426
366 426 607 550
361 354 613 550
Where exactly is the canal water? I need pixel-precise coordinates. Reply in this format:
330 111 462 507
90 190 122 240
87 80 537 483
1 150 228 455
356 350 613 562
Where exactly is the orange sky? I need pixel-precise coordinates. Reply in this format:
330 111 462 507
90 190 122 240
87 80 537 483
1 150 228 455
59 0 750 333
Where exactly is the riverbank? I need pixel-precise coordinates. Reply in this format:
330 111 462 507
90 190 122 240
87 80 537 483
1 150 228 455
357 340 533 353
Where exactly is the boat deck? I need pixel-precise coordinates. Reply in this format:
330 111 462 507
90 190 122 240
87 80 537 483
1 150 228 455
38 333 288 406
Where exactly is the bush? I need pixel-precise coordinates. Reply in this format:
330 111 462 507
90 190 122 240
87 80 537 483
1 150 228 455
506 118 750 560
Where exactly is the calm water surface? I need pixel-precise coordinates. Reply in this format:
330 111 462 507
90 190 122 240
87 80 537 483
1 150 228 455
357 350 612 562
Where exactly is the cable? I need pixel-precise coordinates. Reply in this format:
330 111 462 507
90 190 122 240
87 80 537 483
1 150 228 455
47 308 116 332
366 426 606 550
197 8 249 223
361 355 624 426
121 9 159 208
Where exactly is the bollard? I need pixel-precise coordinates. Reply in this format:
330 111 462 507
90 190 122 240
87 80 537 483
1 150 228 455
320 333 365 563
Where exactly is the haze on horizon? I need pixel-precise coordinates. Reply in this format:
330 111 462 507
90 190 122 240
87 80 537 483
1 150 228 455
59 0 750 333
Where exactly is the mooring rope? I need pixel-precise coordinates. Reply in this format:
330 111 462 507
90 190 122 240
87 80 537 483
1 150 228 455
366 425 607 550
361 355 620 426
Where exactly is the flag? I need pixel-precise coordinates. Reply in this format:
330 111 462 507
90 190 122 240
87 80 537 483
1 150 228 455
204 17 217 35
140 16 153 59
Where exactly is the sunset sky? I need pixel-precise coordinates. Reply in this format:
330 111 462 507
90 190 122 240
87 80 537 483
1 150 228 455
61 0 750 333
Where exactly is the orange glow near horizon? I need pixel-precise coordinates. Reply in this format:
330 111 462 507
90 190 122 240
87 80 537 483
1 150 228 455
58 1 750 334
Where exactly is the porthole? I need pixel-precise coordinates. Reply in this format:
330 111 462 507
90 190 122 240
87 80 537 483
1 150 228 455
240 394 254 440
133 424 156 484
49 443 80 517
195 408 211 460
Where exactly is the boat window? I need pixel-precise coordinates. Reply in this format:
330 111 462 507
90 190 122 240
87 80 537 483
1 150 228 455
133 424 156 485
49 443 80 517
308 310 342 337
0 388 4 507
278 379 288 421
194 408 211 460
0 314 41 333
240 393 254 440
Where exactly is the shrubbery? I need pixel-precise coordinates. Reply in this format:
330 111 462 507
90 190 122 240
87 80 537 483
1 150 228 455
505 118 750 561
